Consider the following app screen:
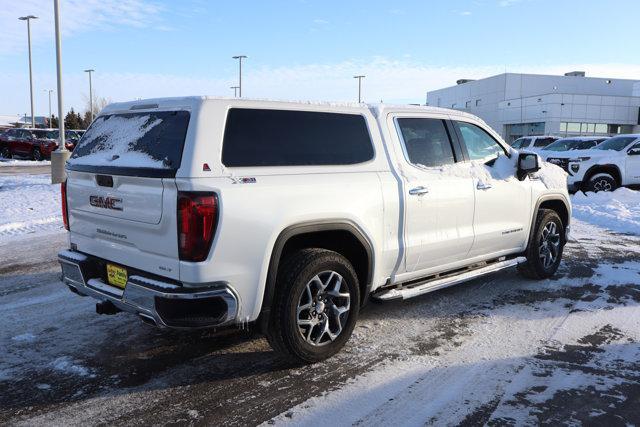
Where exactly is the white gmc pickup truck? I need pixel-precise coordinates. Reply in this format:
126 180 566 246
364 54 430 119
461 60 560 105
59 97 571 362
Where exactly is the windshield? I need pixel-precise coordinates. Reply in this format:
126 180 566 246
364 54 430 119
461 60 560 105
596 136 638 151
542 139 574 151
511 138 530 149
32 130 56 139
68 111 190 176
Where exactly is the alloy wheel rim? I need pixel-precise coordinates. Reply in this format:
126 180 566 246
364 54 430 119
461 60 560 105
539 221 561 269
593 179 612 192
296 270 350 347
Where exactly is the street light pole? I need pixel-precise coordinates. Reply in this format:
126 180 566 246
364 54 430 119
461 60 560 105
353 75 365 103
50 0 70 184
232 55 247 98
230 86 239 97
44 89 53 125
84 69 95 122
19 15 38 128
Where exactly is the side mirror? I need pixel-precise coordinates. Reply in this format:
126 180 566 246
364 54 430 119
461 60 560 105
628 147 640 156
517 152 540 180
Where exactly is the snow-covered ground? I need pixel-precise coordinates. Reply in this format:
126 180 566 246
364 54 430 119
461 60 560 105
572 188 640 235
1 173 639 425
0 159 51 167
0 174 63 243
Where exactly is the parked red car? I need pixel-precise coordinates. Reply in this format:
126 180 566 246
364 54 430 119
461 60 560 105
0 128 59 160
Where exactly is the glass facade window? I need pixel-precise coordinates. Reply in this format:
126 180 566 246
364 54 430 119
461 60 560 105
567 123 581 133
595 124 608 133
559 122 621 136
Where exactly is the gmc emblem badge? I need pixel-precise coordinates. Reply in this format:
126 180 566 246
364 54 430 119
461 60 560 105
89 195 123 211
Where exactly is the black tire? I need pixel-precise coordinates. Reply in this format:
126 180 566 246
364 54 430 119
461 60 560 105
32 148 43 161
586 173 617 193
0 146 10 159
518 209 565 280
266 248 360 363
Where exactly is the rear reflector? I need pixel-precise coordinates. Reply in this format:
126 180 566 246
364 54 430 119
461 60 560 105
177 192 218 262
61 181 69 230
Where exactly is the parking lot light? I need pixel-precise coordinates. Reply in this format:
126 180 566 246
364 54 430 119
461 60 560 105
50 0 70 185
18 15 38 128
232 55 247 98
354 75 365 103
84 69 95 122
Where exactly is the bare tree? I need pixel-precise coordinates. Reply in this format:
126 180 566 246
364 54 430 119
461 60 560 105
81 93 111 118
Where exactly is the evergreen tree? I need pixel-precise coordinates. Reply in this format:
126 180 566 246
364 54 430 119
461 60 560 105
64 108 81 129
82 111 93 129
75 111 84 129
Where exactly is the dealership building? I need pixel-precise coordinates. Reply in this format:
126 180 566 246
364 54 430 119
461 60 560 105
426 71 640 142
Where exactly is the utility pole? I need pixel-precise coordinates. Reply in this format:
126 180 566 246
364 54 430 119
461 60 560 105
19 15 38 128
50 0 70 184
232 55 247 97
84 69 95 122
230 86 239 97
353 75 365 103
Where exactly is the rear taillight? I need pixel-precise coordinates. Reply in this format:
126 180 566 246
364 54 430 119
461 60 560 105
177 192 218 262
61 181 69 230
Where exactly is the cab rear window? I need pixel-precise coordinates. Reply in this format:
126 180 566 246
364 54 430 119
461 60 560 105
221 108 374 167
67 111 190 177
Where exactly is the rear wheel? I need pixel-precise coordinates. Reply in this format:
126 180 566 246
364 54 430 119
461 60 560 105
0 146 10 159
32 147 43 161
266 248 360 363
586 173 617 192
519 209 565 280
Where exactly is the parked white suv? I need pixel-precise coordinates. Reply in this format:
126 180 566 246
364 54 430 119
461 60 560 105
510 135 559 152
544 134 640 192
58 97 571 362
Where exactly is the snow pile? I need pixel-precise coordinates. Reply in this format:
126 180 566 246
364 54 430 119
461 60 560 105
50 356 95 378
571 188 640 235
68 114 164 168
0 159 51 167
11 333 37 343
418 152 566 190
0 174 62 242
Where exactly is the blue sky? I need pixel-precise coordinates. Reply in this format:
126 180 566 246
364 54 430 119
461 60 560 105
1 0 639 116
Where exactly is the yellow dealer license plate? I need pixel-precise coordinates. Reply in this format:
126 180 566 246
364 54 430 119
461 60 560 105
106 264 128 289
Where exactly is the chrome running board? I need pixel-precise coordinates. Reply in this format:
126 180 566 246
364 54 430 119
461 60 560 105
373 256 526 301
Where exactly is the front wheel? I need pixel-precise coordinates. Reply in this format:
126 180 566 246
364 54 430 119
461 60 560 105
266 248 360 363
0 146 10 159
586 173 617 192
518 209 565 280
32 148 43 161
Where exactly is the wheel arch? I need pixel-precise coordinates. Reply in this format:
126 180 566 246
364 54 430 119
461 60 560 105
583 164 622 187
259 220 374 331
527 195 571 249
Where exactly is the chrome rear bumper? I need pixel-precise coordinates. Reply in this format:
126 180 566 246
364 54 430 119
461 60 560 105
58 249 238 329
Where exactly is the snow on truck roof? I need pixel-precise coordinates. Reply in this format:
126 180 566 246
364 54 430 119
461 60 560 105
100 96 482 122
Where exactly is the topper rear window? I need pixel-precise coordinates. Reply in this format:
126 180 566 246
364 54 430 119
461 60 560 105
221 108 374 167
67 111 190 177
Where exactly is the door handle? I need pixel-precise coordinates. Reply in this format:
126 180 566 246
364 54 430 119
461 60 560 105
409 186 429 196
477 181 493 190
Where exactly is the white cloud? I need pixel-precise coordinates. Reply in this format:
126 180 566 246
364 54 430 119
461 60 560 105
313 19 329 25
2 58 640 114
499 0 523 6
0 0 164 55
460 11 473 16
